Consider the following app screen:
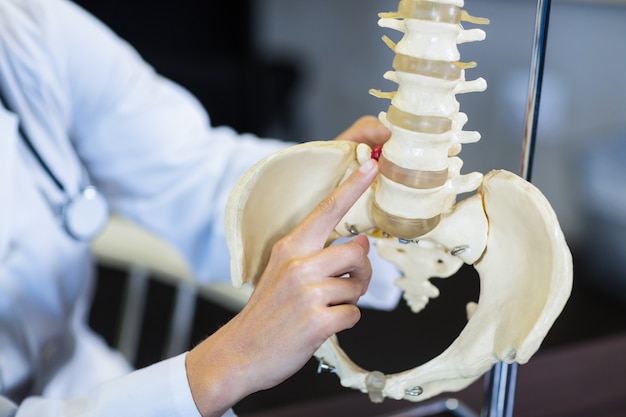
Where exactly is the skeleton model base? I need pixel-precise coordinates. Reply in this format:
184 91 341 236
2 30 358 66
225 0 572 405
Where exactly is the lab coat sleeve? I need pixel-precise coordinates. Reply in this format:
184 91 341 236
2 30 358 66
44 0 401 308
0 398 16 417
7 353 203 417
44 0 288 285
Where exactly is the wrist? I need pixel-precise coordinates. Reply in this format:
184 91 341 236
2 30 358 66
185 321 253 417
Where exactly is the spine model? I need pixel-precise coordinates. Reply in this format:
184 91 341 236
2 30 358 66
225 0 573 405
370 0 489 240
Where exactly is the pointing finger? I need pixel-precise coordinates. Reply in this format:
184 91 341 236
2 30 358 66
291 159 378 249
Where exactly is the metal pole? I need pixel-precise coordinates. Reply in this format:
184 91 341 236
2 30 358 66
482 0 552 416
520 0 552 183
481 362 519 417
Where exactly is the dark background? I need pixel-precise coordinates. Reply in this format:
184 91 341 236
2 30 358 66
77 0 626 415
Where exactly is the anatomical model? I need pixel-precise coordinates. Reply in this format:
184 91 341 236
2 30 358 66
225 0 572 405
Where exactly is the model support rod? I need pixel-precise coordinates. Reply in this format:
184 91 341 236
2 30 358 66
483 0 553 416
520 0 552 183
482 362 519 417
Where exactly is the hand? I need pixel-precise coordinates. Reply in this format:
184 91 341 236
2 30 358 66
186 158 379 417
334 115 391 148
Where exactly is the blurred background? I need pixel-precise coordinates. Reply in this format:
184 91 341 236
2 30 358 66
75 0 626 414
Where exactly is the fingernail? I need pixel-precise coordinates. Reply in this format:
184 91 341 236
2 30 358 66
359 158 376 173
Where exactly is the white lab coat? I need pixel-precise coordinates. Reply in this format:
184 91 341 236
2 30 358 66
0 0 400 416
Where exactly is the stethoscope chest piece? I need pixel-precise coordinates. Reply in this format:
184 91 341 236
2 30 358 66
0 84 110 242
61 186 109 241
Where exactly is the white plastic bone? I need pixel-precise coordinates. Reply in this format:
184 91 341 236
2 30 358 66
379 112 481 169
373 158 482 220
314 170 572 402
225 0 572 405
226 140 360 287
376 237 464 313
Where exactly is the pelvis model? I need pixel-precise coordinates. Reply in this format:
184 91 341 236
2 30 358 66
225 0 572 405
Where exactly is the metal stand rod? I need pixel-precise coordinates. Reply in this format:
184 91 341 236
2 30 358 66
520 0 552 183
481 362 519 417
482 0 552 416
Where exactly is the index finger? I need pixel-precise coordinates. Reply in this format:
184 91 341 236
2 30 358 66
291 158 378 248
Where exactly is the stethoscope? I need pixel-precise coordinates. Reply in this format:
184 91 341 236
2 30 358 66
0 88 109 241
